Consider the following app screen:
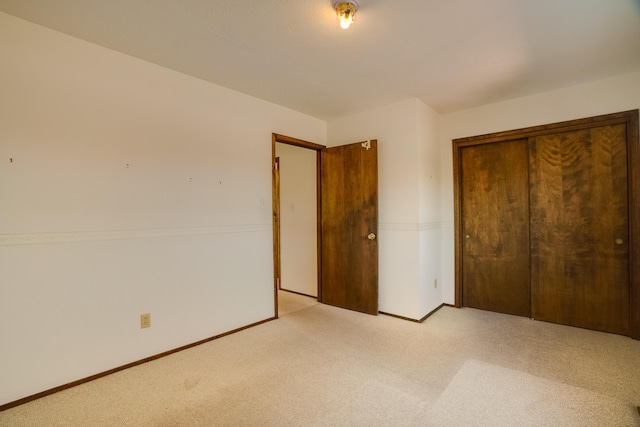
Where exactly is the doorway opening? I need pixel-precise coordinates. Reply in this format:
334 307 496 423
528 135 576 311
272 134 325 318
272 133 380 318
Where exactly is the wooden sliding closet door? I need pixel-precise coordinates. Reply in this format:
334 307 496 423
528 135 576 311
530 125 630 335
460 139 530 316
454 110 639 338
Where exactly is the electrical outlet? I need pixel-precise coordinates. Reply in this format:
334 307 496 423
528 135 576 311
434 278 438 289
140 313 151 329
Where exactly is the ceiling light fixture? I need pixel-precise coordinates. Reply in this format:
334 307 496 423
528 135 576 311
332 0 359 29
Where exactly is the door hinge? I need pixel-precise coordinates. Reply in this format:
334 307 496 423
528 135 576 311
362 140 371 150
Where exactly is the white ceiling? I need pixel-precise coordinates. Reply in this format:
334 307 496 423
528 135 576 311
1 0 639 120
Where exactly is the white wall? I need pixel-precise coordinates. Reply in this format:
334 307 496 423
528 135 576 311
0 12 326 406
438 71 640 304
417 101 446 316
275 143 318 297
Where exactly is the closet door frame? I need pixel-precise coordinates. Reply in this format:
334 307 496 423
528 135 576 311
452 109 640 339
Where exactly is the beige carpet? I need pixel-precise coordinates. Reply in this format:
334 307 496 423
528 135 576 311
1 291 639 426
423 359 638 426
277 289 319 316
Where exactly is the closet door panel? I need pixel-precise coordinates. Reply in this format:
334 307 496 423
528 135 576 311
530 124 629 334
461 140 530 316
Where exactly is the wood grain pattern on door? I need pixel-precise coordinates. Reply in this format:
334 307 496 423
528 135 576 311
321 140 378 315
530 125 630 335
460 139 531 316
453 110 639 338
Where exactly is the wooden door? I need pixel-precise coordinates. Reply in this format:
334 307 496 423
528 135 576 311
320 140 378 315
453 110 639 338
530 125 630 335
460 139 531 316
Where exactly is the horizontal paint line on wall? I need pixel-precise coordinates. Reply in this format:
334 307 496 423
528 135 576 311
379 222 454 231
0 224 271 246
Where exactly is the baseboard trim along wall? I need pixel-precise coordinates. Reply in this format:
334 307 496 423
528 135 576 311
419 304 455 323
0 316 277 412
380 303 455 323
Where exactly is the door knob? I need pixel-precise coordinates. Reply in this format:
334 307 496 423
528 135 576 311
368 233 376 240
615 238 623 245
465 235 470 239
